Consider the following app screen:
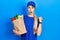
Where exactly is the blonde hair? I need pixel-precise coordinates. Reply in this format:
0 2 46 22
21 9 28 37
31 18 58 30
33 14 38 34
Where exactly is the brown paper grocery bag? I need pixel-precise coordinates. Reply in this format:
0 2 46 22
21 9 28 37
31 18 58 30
12 15 27 35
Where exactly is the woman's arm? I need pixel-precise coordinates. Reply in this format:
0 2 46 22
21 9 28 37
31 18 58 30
37 23 42 36
34 17 42 36
37 17 42 36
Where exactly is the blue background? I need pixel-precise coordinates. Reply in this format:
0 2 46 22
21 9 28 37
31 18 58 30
0 0 60 40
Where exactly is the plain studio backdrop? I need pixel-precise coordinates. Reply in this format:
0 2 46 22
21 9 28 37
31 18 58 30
0 0 60 40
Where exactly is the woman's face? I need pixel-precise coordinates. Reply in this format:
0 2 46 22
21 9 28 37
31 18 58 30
28 5 35 14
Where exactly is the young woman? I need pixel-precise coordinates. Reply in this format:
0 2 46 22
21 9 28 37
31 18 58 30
13 1 42 40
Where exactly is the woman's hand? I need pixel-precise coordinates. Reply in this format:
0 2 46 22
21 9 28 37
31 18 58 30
39 17 43 22
13 27 22 35
13 29 21 35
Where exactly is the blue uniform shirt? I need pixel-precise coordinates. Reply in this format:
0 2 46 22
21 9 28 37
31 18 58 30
21 15 37 40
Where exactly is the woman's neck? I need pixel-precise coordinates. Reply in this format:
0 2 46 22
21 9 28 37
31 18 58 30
28 13 34 17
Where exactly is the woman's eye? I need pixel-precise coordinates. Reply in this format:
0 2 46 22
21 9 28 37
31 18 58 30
28 7 30 8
